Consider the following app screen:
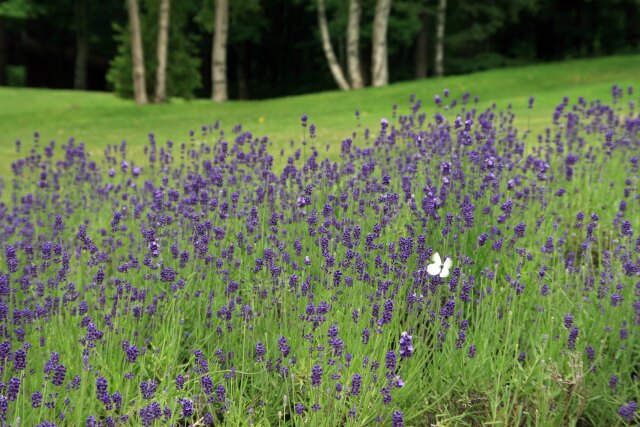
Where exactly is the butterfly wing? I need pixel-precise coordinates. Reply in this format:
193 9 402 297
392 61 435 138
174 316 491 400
427 262 441 276
439 257 453 278
431 252 442 266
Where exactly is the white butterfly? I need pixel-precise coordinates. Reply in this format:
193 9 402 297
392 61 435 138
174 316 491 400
427 252 452 278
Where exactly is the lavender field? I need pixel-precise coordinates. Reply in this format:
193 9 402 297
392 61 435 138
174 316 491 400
1 86 639 426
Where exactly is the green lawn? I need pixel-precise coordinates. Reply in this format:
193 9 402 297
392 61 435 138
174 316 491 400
1 54 639 174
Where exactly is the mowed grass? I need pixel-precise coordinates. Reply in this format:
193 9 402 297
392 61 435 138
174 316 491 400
1 53 639 174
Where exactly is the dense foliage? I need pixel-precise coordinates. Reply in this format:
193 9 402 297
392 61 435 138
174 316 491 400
1 0 639 98
106 0 202 99
1 84 639 425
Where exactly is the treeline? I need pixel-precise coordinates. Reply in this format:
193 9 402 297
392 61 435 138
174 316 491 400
1 0 639 102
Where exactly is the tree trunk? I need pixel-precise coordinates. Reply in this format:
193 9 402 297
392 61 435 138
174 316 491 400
211 0 229 103
73 0 89 89
0 18 6 86
414 11 428 79
127 0 148 104
317 0 350 91
434 0 446 77
371 0 392 87
346 0 363 89
154 0 170 103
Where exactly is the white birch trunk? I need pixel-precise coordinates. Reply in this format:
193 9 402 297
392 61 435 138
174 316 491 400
127 0 148 104
346 0 363 89
371 0 392 87
154 0 170 103
212 0 229 102
318 0 350 91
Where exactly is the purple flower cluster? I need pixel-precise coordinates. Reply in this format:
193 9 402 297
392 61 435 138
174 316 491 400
0 86 637 425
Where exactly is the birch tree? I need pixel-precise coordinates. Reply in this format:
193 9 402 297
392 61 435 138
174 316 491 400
371 0 392 87
346 0 363 89
154 0 170 103
127 0 147 104
434 0 446 77
211 0 228 102
317 0 350 91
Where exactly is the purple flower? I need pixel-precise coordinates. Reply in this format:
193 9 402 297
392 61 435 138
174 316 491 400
567 327 579 349
610 293 623 307
350 373 362 395
382 392 392 405
175 374 185 390
0 395 7 418
392 410 404 427
160 267 177 282
362 327 370 344
140 402 162 426
112 392 122 410
125 343 139 363
216 384 226 402
32 391 43 408
440 299 455 318
14 349 27 370
52 364 67 386
399 332 414 358
179 398 194 418
278 336 291 358
317 301 329 314
540 284 550 296
328 325 339 338
96 376 111 408
311 364 322 387
467 344 476 359
297 196 309 208
563 313 574 329
54 214 64 231
7 376 20 401
456 331 466 349
201 375 214 395
518 352 526 364
385 351 397 371
380 299 394 325
618 401 637 423
620 328 628 340
255 342 266 362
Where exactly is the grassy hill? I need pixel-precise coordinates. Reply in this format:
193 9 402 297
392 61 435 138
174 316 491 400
1 54 639 175
0 54 638 425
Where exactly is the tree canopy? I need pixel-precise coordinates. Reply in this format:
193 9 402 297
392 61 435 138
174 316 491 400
1 0 638 99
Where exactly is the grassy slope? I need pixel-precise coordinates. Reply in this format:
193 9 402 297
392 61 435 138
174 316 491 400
0 54 639 173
